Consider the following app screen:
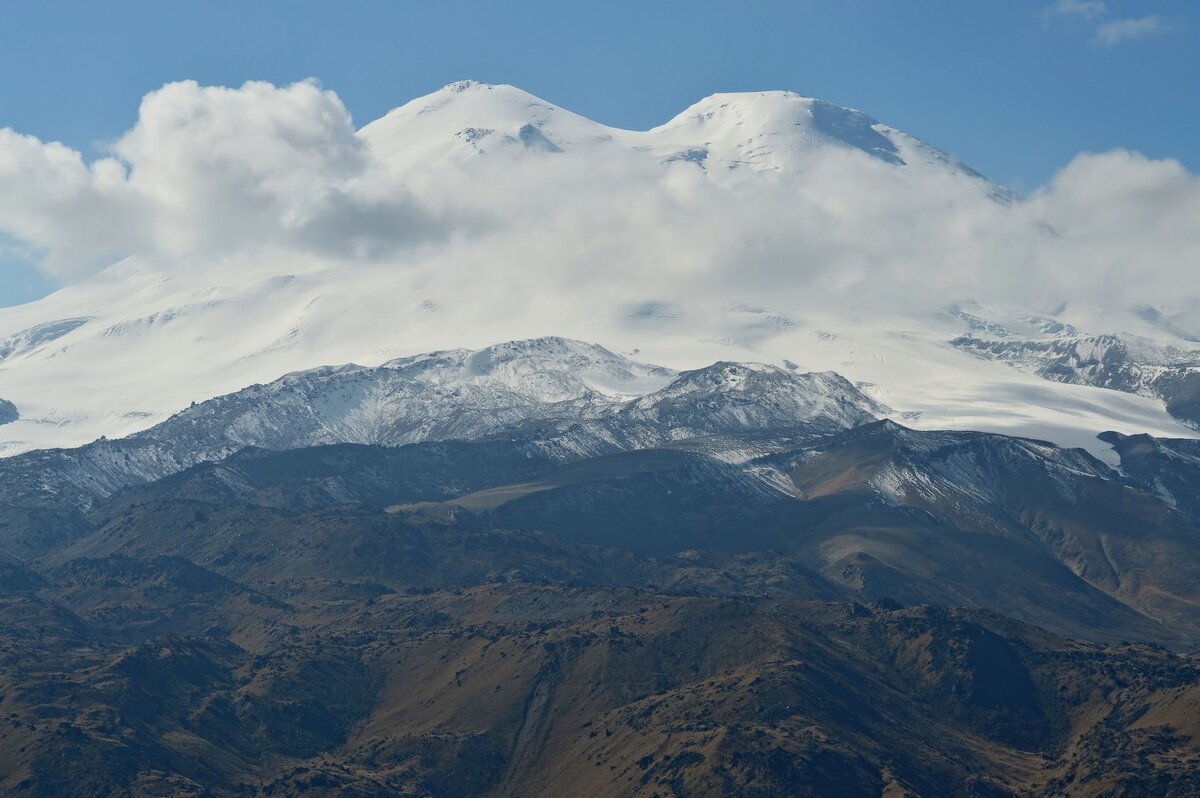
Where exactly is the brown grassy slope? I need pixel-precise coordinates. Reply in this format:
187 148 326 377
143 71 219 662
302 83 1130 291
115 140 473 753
1 582 1197 797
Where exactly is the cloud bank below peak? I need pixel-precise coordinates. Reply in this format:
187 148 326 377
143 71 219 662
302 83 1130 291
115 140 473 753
0 78 1198 331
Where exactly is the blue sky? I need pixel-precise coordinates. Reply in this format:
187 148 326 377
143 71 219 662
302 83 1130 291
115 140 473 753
0 0 1196 307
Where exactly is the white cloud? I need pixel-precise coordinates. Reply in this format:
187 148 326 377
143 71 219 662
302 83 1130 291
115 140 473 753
1015 150 1200 313
0 79 444 280
1040 2 1172 46
1042 0 1107 20
0 79 1198 336
0 128 140 277
1095 14 1171 44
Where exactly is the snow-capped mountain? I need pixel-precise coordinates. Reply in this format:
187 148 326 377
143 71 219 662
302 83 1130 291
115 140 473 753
947 305 1200 427
133 337 882 463
0 338 882 554
360 80 1000 184
955 334 1200 422
0 80 1197 461
162 337 673 452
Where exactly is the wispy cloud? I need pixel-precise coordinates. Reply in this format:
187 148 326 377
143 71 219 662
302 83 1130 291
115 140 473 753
1040 1 1173 45
1041 0 1107 20
1095 14 1171 45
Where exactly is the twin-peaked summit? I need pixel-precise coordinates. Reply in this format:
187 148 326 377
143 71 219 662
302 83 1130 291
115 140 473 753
359 79 999 184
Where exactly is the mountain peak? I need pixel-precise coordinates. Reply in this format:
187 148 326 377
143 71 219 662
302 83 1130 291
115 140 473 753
427 79 544 104
377 336 675 402
442 79 489 93
651 90 905 167
359 80 610 166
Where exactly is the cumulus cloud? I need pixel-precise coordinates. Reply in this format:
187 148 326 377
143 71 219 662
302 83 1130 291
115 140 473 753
0 128 140 277
0 79 443 279
0 79 1198 339
1013 151 1200 313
